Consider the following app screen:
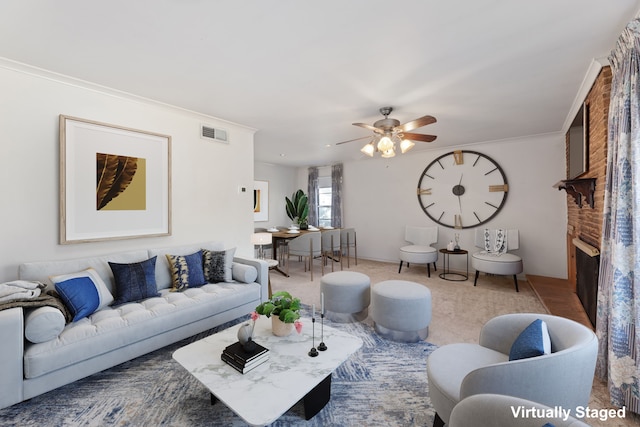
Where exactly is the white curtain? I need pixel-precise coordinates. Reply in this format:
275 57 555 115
595 18 640 415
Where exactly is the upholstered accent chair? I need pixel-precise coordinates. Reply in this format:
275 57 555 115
287 232 323 280
321 229 342 272
340 228 358 267
427 313 598 427
471 228 523 291
398 226 438 277
448 394 591 427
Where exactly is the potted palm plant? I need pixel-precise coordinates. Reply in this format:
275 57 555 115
285 189 309 229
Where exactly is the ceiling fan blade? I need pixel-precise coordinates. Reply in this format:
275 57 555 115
353 122 383 133
336 135 373 145
398 115 437 132
402 132 437 143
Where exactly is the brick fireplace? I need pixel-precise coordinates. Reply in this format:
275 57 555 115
564 66 610 321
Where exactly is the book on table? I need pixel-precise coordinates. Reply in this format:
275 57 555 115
221 352 269 374
221 341 269 373
223 341 268 364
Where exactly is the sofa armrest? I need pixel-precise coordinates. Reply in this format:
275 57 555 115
0 307 24 409
233 257 269 302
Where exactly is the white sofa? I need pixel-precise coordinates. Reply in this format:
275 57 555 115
0 241 268 410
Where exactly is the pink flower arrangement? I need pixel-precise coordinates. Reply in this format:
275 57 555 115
294 320 303 334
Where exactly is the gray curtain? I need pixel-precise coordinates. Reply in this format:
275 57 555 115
331 163 343 228
595 18 640 415
307 167 319 227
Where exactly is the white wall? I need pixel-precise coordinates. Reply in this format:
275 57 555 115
288 134 568 278
254 162 298 229
0 60 256 282
340 134 568 278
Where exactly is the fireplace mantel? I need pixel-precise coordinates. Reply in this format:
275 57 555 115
554 178 596 208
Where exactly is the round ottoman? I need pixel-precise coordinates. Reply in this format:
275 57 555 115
372 280 432 342
320 271 371 322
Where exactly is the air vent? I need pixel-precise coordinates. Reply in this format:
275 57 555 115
200 125 229 143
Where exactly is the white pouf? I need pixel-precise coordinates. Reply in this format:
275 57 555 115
371 280 432 342
320 271 371 322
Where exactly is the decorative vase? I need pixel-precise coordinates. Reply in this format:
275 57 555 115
300 223 309 230
237 323 256 352
271 316 294 337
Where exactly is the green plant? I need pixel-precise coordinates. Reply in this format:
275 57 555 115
255 291 301 323
285 189 309 225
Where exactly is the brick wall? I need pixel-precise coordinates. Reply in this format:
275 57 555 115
565 66 611 285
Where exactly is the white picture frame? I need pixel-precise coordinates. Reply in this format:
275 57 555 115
60 115 172 243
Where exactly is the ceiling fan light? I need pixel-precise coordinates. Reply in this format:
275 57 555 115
381 148 396 158
400 139 415 154
377 136 393 152
361 143 375 157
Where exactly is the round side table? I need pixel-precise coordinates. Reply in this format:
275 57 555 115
438 248 468 281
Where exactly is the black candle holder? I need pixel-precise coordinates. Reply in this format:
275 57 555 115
318 313 327 351
308 316 318 357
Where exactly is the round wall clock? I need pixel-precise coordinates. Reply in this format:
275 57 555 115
417 150 508 229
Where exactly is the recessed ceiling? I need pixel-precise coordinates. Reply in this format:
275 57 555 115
0 1 638 166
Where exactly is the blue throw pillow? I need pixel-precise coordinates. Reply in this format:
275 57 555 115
109 257 159 306
166 250 206 291
55 276 100 322
51 268 114 322
509 319 552 361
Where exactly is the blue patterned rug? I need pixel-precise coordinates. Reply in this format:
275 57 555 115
0 307 438 426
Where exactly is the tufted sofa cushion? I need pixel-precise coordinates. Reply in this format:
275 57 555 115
23 282 259 379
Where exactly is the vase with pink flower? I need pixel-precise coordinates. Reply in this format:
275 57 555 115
237 311 260 352
255 291 303 337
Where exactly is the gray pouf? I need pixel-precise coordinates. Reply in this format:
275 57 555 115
320 271 371 322
371 280 432 342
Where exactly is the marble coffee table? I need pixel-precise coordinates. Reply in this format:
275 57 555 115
172 317 363 426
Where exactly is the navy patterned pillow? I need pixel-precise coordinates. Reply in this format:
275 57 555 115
109 256 159 306
166 250 206 291
509 319 552 361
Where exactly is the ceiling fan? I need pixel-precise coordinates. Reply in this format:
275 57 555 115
337 107 437 158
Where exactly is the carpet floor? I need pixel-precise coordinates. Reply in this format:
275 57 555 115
0 306 437 426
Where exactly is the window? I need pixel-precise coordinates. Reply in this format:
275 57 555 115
317 176 332 228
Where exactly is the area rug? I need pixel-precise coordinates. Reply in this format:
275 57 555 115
0 306 438 427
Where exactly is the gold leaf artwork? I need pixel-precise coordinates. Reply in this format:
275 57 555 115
96 153 141 210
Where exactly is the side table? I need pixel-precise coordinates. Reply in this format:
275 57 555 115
265 259 279 298
438 248 468 281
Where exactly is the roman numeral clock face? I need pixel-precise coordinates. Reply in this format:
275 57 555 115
417 150 508 229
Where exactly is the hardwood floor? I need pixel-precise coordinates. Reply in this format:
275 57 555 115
527 274 594 330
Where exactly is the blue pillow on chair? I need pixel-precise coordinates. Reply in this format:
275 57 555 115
109 256 159 306
509 319 551 361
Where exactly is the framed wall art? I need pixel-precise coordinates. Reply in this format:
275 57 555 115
59 115 172 244
254 180 269 222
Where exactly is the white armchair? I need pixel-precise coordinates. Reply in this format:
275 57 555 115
398 226 438 277
427 313 598 427
471 228 523 291
448 394 590 427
